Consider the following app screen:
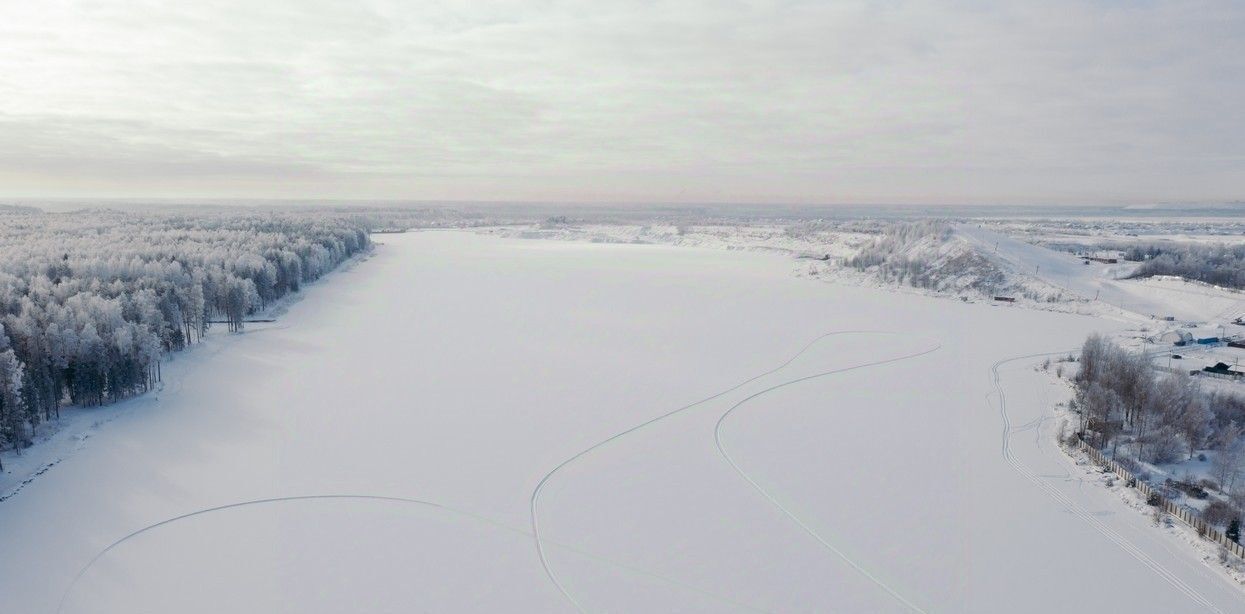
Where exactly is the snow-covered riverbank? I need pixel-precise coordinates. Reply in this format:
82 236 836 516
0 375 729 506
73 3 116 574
0 251 372 504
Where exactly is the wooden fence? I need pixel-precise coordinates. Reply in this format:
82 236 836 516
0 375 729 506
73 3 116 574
1077 439 1245 560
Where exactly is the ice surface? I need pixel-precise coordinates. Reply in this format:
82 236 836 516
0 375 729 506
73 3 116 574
1 232 1242 613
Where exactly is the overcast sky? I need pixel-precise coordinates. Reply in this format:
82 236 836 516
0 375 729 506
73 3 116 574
1 1 1242 204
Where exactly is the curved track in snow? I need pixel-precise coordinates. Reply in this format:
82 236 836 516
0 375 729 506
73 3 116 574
990 352 1225 614
57 494 449 614
58 494 769 614
712 335 940 614
530 330 935 613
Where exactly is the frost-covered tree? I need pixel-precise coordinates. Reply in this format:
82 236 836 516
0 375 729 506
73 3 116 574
1125 243 1245 289
1072 334 1227 465
1213 440 1245 495
0 208 372 455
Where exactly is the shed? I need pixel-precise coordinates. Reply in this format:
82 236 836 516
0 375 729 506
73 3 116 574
1203 363 1244 378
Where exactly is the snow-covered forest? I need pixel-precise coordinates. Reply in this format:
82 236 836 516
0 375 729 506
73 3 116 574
0 210 370 463
1124 243 1245 290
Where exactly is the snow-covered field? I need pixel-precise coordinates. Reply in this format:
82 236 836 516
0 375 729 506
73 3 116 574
2 231 1243 612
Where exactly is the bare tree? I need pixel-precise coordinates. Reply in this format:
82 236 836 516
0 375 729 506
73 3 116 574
1214 442 1245 495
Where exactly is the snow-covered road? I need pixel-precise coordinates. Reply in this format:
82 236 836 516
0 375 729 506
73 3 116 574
2 231 1241 612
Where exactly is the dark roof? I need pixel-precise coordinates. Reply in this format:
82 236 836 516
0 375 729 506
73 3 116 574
1204 362 1244 376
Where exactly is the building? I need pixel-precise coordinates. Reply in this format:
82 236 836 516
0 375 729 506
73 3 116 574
1202 362 1244 379
1159 330 1194 346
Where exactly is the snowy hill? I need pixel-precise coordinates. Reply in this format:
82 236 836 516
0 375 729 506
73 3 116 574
958 224 1245 323
842 221 1034 297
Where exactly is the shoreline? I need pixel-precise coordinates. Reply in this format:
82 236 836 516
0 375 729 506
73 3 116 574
0 248 375 505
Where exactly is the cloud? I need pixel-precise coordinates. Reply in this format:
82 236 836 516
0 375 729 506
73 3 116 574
0 0 1241 203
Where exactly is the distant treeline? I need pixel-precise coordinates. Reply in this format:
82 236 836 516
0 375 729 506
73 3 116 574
1124 243 1245 289
0 210 370 464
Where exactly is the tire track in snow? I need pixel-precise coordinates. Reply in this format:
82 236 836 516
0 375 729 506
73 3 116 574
529 331 930 613
58 494 770 614
990 352 1225 614
713 335 940 614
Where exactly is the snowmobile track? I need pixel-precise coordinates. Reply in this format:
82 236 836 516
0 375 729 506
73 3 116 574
531 330 934 613
58 494 770 614
712 336 940 614
990 352 1223 613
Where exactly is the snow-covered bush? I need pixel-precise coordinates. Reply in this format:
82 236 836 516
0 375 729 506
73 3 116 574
1204 500 1241 528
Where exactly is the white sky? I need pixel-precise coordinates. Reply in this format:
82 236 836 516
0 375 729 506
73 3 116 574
1 1 1242 204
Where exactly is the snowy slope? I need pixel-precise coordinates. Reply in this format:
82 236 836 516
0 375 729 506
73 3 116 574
0 232 1242 613
958 223 1131 299
958 224 1245 322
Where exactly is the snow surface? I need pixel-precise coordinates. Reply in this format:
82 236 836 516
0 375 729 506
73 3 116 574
2 231 1243 612
958 224 1245 324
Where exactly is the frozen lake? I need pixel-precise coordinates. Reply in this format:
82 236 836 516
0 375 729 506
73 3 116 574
2 231 1241 613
